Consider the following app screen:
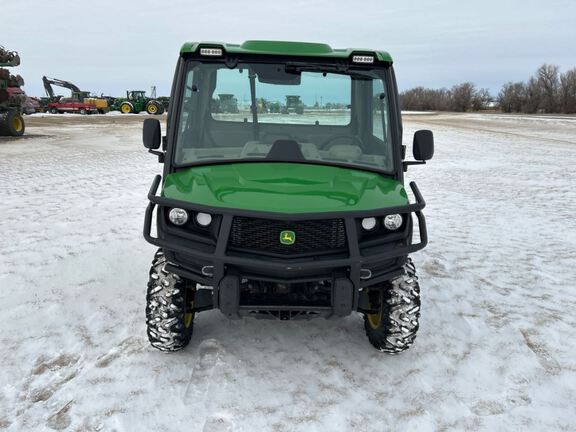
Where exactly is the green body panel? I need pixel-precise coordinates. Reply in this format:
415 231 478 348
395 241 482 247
162 163 408 214
180 40 393 63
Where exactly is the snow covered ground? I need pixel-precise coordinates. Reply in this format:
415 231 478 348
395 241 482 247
1 113 575 431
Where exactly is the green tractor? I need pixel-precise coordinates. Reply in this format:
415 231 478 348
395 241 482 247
113 90 164 115
141 41 434 353
156 96 171 112
0 45 26 136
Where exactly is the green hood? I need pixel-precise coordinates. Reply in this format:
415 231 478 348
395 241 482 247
162 163 407 214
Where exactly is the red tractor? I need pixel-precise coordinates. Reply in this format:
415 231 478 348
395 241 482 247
0 45 26 136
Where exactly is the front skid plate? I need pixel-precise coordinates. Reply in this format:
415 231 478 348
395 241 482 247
217 275 354 319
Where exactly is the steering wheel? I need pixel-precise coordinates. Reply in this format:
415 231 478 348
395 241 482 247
319 135 363 150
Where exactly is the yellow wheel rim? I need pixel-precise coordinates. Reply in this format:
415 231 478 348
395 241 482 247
184 312 194 328
148 105 157 114
121 104 131 113
367 291 383 329
12 116 23 132
184 300 194 328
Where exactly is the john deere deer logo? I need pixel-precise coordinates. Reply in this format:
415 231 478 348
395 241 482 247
280 230 296 245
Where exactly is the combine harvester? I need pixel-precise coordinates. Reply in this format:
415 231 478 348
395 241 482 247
0 45 26 136
283 95 305 114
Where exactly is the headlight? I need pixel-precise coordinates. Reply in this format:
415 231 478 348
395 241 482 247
195 212 212 227
361 217 377 231
168 208 188 225
384 214 403 230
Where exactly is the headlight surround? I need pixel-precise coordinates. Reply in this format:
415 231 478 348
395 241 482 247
383 214 403 230
168 208 189 226
361 217 377 231
195 212 212 227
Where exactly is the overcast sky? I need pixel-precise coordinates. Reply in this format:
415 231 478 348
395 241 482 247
2 0 575 98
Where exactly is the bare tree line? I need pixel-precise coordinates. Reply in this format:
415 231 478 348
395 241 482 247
399 64 576 114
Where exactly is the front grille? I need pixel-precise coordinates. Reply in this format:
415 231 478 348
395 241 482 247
229 216 347 256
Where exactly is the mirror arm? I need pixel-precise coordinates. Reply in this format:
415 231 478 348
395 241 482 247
403 161 426 172
148 149 165 163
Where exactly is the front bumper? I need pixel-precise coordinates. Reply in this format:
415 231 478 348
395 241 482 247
143 175 428 318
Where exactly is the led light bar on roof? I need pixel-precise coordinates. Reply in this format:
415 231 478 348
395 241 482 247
352 55 375 64
200 48 223 56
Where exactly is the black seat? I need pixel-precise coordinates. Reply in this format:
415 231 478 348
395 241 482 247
266 139 305 161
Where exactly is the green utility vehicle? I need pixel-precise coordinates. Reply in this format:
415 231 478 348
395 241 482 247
114 90 164 115
142 41 433 353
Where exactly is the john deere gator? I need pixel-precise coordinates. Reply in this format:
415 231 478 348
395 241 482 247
142 41 434 353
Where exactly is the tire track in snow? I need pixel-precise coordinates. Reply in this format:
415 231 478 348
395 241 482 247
520 329 561 375
183 339 236 431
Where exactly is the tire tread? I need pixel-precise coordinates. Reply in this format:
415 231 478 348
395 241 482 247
364 258 421 354
146 250 193 351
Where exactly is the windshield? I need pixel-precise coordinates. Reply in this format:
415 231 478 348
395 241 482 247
174 60 394 172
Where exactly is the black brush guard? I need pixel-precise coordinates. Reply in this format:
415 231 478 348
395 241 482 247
143 174 428 318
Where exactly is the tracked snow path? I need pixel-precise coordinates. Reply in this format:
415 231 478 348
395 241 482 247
0 114 575 431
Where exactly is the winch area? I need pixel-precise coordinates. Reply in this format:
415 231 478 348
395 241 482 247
239 278 333 308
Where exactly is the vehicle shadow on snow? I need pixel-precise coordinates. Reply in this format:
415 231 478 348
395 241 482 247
152 309 441 430
180 311 419 383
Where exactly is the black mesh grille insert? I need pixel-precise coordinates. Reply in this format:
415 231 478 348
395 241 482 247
229 217 347 256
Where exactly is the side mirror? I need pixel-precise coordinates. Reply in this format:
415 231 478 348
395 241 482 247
143 118 161 150
413 130 434 161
